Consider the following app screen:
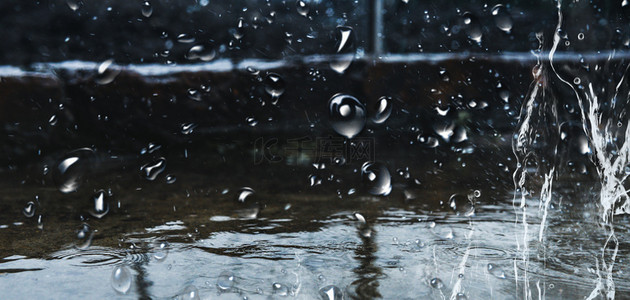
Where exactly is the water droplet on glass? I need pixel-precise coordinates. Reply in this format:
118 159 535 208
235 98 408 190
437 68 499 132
264 73 286 102
361 162 392 196
246 117 258 126
233 18 245 40
186 45 216 61
296 0 309 17
181 123 196 135
318 285 343 300
272 282 289 296
430 278 444 289
49 115 58 126
23 201 36 218
217 271 235 291
141 157 166 181
309 174 322 187
111 265 132 294
53 148 95 193
152 241 170 262
417 135 440 148
141 1 153 18
372 96 393 124
177 34 196 44
90 190 110 219
462 12 482 43
165 174 176 184
96 59 121 85
491 5 513 33
577 32 585 40
330 26 355 73
187 88 202 101
328 94 366 139
456 293 468 300
487 263 506 279
66 0 81 11
176 285 200 300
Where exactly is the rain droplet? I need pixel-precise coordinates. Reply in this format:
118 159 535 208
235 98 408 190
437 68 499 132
448 193 475 216
296 0 309 17
246 117 258 126
237 187 255 203
361 162 392 196
330 26 354 73
328 94 366 139
49 115 58 126
23 202 36 218
372 96 393 124
456 293 468 300
577 32 585 40
53 148 95 193
186 45 216 61
233 18 245 40
96 59 121 85
177 34 196 44
141 157 166 181
430 278 444 289
309 174 322 187
66 0 81 11
264 73 286 101
141 1 153 18
187 88 202 101
111 265 132 294
165 174 177 184
491 5 513 33
272 282 289 296
462 12 482 43
152 241 170 262
177 285 200 300
217 271 235 292
90 190 110 219
181 123 196 135
318 285 343 300
487 263 506 279
417 135 440 148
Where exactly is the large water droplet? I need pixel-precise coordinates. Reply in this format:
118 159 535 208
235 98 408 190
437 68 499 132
330 26 354 73
23 201 36 218
318 285 343 300
361 162 392 196
141 1 153 18
264 73 286 101
141 157 166 181
53 148 95 193
90 190 110 219
328 94 366 139
111 265 132 294
217 271 235 292
372 96 393 124
152 241 170 262
430 277 444 289
233 18 245 40
462 12 482 43
96 59 121 85
186 45 216 61
487 263 506 279
177 34 196 44
296 0 309 17
491 4 513 33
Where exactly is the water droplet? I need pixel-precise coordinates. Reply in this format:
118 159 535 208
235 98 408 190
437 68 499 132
573 77 581 85
430 278 444 289
233 18 245 40
186 45 216 61
448 194 475 216
473 190 481 198
491 5 513 33
165 174 177 184
577 32 585 40
111 265 132 294
23 202 36 218
90 190 110 219
217 271 235 291
372 96 393 124
272 282 289 296
456 293 468 300
330 26 354 73
66 0 81 11
141 157 166 181
328 94 366 139
49 115 58 126
309 174 322 187
176 285 199 300
141 1 153 18
417 135 440 148
96 59 121 85
361 162 392 196
187 88 202 101
181 123 196 135
76 223 94 249
264 73 286 101
318 285 342 300
177 34 196 44
53 148 95 193
462 12 482 43
296 0 309 17
246 117 258 126
152 241 170 262
487 263 506 279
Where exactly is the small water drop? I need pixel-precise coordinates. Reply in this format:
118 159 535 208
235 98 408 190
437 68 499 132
456 293 468 300
66 0 81 11
372 96 393 124
141 1 153 18
177 34 196 44
233 18 245 40
328 94 366 139
330 26 354 73
430 278 444 289
187 88 202 101
361 162 392 196
217 271 235 292
165 174 177 184
491 5 513 33
573 77 581 85
577 32 585 40
448 194 475 216
152 241 170 262
23 202 36 218
237 187 255 203
296 0 309 17
272 282 289 296
49 115 58 126
53 148 95 193
111 265 132 294
462 12 482 43
96 59 121 85
246 117 258 127
318 285 343 300
264 73 286 101
76 223 94 249
186 45 216 61
176 285 200 300
89 190 110 219
141 157 166 181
